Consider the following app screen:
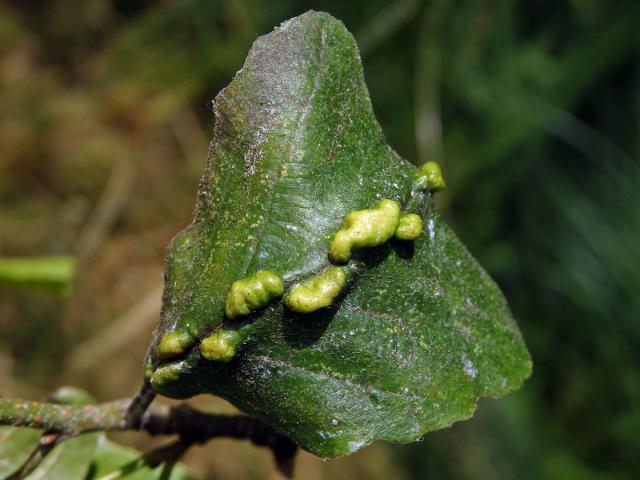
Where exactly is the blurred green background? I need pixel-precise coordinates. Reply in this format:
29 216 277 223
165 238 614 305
1 0 639 478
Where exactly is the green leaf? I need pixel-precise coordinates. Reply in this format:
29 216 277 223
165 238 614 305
0 429 98 480
87 435 191 480
47 386 96 406
146 11 531 458
0 430 189 480
0 427 41 477
27 433 97 480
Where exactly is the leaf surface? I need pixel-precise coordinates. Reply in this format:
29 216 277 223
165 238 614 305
0 427 98 480
87 435 191 480
0 427 41 477
27 433 97 480
147 10 531 458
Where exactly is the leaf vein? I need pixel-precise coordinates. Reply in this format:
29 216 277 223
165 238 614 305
252 354 426 404
242 25 327 276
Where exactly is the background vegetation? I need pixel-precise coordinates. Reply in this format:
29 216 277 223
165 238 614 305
1 0 638 478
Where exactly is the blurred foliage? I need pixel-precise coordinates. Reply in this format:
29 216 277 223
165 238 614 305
0 0 638 478
88 435 191 480
0 256 75 293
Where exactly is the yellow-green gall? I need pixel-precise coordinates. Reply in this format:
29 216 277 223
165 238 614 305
200 329 242 362
395 213 423 240
284 267 347 313
156 331 194 360
329 199 401 263
150 361 188 389
143 361 154 379
225 270 284 319
413 161 446 192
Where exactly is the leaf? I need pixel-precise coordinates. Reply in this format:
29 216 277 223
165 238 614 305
26 433 97 480
0 427 41 477
146 10 531 458
0 428 97 479
87 435 191 480
0 430 189 480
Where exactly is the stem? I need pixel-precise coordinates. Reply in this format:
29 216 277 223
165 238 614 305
0 397 298 477
0 399 129 434
124 381 156 428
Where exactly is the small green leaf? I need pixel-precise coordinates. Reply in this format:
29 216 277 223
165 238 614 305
87 435 191 480
0 427 41 477
146 11 531 458
27 433 97 480
48 386 96 406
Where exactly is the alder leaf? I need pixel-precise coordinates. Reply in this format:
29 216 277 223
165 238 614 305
0 428 98 479
146 10 531 458
27 433 98 480
87 435 191 480
0 427 41 477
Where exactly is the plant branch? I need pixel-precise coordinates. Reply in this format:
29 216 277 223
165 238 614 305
0 396 298 477
0 398 130 433
124 380 157 428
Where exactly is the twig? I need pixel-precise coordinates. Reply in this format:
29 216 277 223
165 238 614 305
139 404 298 477
0 398 130 433
124 381 156 429
0 396 298 477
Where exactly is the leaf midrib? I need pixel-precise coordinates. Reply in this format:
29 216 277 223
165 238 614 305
241 22 327 279
251 354 427 404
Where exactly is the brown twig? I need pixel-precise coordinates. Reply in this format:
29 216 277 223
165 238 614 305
0 394 298 477
124 380 157 429
139 403 298 477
